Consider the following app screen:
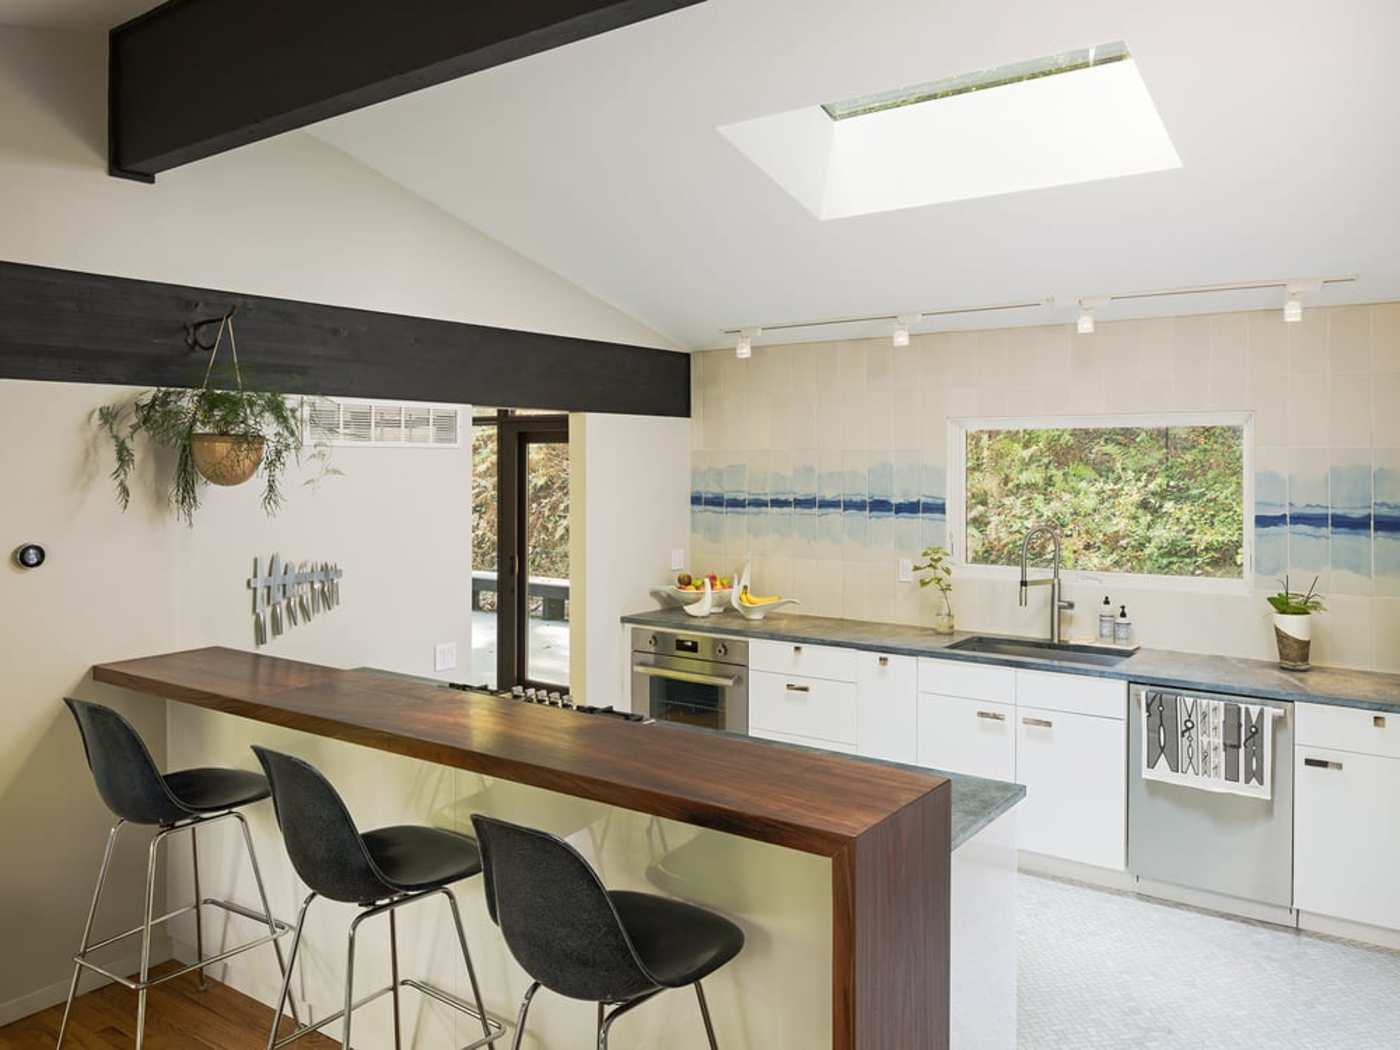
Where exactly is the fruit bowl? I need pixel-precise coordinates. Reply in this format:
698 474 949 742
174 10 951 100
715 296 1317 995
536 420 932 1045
731 593 799 620
651 584 733 610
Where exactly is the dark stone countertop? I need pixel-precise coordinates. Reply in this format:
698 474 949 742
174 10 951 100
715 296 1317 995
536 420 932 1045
622 608 1400 714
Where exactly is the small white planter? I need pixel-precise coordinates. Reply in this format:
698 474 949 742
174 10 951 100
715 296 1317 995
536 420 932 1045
1272 612 1313 670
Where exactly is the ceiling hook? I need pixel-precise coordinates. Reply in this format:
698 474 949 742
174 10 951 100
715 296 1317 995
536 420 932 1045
185 305 237 352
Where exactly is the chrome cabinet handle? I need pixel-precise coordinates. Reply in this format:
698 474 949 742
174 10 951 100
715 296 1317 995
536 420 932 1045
1022 717 1054 728
1304 757 1343 771
878 656 889 667
1376 716 1388 729
785 683 810 693
793 645 803 654
976 710 1006 722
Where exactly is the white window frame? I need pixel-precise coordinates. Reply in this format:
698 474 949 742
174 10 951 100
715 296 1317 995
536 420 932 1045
946 411 1254 594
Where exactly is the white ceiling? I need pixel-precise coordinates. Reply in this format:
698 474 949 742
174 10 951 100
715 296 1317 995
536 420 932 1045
306 0 1400 349
0 0 151 30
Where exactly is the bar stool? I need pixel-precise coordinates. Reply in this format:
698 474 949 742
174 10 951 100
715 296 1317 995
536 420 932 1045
251 746 505 1050
471 814 745 1050
59 698 297 1050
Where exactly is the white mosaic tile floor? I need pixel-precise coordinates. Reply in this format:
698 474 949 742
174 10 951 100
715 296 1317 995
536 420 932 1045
1019 873 1400 1049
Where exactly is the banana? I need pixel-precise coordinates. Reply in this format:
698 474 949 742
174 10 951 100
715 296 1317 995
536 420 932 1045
739 587 784 606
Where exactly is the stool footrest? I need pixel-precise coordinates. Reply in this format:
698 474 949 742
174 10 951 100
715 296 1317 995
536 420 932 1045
271 978 507 1049
73 897 292 991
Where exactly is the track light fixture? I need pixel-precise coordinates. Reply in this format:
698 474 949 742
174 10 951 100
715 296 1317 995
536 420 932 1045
1283 296 1302 324
1283 280 1319 324
892 313 920 348
736 327 760 359
1076 297 1106 335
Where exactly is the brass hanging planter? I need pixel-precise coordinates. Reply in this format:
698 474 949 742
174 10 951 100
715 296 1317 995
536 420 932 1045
191 433 265 486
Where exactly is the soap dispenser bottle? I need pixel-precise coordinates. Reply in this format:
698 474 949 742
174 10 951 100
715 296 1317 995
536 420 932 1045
1114 604 1134 646
1098 596 1115 641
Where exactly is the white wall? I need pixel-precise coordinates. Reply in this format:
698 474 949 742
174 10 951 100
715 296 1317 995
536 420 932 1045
569 413 692 705
0 24 675 1021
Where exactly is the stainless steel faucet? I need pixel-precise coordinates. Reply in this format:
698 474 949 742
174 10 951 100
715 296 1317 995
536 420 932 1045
1019 525 1075 644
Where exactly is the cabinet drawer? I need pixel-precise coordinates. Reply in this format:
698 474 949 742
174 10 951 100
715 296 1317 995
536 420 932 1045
857 652 918 764
916 693 1016 781
750 639 858 683
750 726 858 756
1295 746 1400 930
1015 670 1126 720
751 670 858 745
917 659 1015 703
1296 702 1400 760
1015 706 1126 870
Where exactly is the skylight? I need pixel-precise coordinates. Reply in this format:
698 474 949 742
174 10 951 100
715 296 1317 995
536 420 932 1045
719 41 1180 221
821 41 1132 121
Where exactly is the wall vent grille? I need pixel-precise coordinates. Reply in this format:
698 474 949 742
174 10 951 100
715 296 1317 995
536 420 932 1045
302 397 462 448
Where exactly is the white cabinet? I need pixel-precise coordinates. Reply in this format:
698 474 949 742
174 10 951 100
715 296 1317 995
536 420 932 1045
750 639 858 682
916 694 1017 781
857 652 917 764
1014 704 1126 870
1295 741 1400 932
918 659 1015 703
750 670 858 748
750 726 858 755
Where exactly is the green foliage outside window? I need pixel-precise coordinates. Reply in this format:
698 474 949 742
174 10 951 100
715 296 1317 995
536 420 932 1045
965 425 1244 578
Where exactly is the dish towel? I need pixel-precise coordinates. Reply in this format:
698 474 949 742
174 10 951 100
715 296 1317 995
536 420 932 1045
1142 691 1275 800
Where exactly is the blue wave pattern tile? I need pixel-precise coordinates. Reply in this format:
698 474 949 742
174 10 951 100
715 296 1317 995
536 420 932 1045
842 451 868 553
1330 462 1373 594
700 458 724 544
1289 459 1330 577
746 452 770 551
768 453 793 548
817 453 843 555
723 461 747 549
1377 451 1400 598
922 463 948 551
793 453 817 549
1254 467 1288 579
893 452 922 552
867 458 894 554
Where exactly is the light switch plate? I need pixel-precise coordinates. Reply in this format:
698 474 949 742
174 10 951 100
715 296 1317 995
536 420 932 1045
434 642 457 672
898 558 913 583
671 548 686 570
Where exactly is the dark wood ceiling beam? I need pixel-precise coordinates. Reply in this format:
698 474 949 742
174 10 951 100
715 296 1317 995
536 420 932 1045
0 261 689 417
108 0 706 182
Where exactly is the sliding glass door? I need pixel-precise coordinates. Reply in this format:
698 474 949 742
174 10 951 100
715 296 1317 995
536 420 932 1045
471 410 570 690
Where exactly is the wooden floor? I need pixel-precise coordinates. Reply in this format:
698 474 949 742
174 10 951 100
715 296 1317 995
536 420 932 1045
0 962 339 1050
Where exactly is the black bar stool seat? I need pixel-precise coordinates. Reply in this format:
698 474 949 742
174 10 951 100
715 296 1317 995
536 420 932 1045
361 825 483 894
163 767 273 813
59 698 297 1050
609 890 744 988
252 747 502 1050
472 814 745 1050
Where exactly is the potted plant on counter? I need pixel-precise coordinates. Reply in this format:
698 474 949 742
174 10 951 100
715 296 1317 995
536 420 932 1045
1267 575 1324 671
915 544 956 635
95 313 305 525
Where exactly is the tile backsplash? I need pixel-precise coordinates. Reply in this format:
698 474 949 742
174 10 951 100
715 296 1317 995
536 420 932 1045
689 303 1400 673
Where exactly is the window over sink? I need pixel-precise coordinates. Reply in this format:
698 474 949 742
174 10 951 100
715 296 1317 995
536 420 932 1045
948 414 1249 583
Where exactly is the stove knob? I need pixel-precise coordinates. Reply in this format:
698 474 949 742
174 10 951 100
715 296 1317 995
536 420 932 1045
715 642 728 658
647 634 658 648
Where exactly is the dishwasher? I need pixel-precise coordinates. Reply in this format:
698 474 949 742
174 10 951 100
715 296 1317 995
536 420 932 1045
1128 684 1294 909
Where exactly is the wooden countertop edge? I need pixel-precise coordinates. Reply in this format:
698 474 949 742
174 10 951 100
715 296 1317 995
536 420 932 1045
92 655 949 858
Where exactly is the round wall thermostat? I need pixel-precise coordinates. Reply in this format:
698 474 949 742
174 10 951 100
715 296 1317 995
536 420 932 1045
14 543 46 569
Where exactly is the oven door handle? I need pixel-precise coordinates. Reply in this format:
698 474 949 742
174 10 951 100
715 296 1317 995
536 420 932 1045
633 664 740 688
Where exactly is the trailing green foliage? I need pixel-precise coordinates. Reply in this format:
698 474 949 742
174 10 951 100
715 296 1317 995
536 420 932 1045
965 425 1244 578
96 385 304 526
913 544 954 613
1267 575 1325 615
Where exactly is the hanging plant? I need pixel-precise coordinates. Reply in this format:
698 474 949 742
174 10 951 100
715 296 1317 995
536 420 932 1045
95 312 305 525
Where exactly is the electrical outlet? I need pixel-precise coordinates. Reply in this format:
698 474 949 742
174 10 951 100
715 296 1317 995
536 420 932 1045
671 548 686 570
898 558 913 583
434 642 457 672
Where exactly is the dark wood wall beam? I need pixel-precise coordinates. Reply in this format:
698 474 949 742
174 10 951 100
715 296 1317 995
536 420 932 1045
0 261 690 417
109 0 707 181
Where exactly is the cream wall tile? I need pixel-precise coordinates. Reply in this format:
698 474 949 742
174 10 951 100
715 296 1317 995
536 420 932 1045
1288 309 1328 372
1328 306 1372 374
942 331 981 387
864 342 894 451
837 342 868 450
801 558 844 618
690 355 704 451
1251 369 1289 447
1066 331 1108 414
976 330 1010 391
1330 373 1373 448
863 566 896 623
840 562 870 620
1373 303 1400 372
889 381 919 451
1287 372 1331 446
1373 373 1400 446
1248 309 1289 378
1310 595 1374 670
1373 599 1400 673
1208 312 1249 409
1099 321 1141 408
1171 314 1212 408
785 346 818 451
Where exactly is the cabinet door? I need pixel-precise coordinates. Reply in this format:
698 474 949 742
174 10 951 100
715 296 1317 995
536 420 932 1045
1015 705 1126 870
916 694 1016 780
1295 747 1400 931
858 652 917 764
750 726 858 755
750 670 859 746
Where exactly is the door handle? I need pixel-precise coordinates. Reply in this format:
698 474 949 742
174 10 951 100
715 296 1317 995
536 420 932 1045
1022 717 1054 728
785 684 811 693
1303 757 1343 771
976 710 1006 722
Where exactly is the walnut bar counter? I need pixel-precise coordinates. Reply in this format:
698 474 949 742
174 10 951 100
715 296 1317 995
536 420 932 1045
92 647 1024 1050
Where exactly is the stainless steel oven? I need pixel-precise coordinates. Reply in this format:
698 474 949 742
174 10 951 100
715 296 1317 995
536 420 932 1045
630 628 748 733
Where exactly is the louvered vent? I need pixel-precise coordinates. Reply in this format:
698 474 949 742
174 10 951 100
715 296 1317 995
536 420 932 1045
302 398 463 448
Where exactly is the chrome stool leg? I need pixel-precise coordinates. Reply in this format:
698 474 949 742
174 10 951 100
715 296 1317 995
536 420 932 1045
442 888 493 1042
265 894 315 1050
509 982 540 1050
388 909 403 1050
694 980 719 1050
233 811 301 1024
56 820 123 1049
191 825 207 991
134 829 164 1050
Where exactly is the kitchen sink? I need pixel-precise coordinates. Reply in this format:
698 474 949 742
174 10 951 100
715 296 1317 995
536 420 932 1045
946 635 1133 668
